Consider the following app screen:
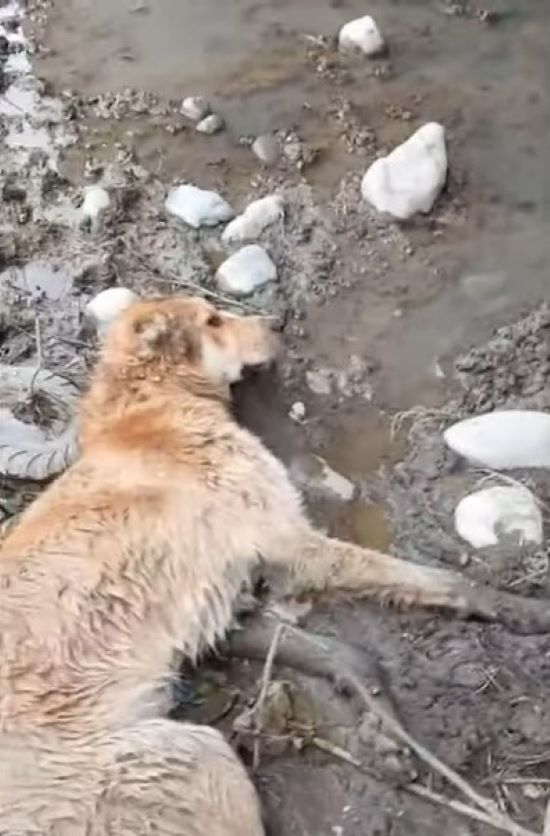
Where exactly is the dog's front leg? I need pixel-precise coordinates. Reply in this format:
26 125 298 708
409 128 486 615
267 525 550 634
279 528 482 610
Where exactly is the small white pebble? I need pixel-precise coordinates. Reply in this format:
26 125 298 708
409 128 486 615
181 96 211 121
222 195 284 244
252 134 280 166
216 245 277 298
289 401 306 423
80 186 110 231
196 113 225 134
522 783 545 800
165 184 234 228
305 368 332 396
290 454 355 502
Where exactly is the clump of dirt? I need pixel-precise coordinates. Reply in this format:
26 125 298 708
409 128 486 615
12 388 60 428
456 303 550 413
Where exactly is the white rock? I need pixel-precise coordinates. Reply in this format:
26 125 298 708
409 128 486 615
306 368 332 396
338 15 385 57
252 134 280 166
289 401 306 423
165 184 234 228
290 454 355 502
216 245 276 297
444 411 550 469
361 122 447 220
85 287 139 334
318 461 355 502
181 96 211 121
81 186 110 230
455 486 542 548
196 113 224 135
222 195 284 244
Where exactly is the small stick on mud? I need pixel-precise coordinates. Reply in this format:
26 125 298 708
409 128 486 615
252 622 285 771
312 634 540 836
543 800 550 836
408 784 538 836
310 736 362 769
127 248 263 313
29 314 43 398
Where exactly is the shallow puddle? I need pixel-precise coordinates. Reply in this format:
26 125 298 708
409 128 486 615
1 263 73 301
347 501 392 552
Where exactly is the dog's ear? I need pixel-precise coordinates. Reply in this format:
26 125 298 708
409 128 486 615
133 310 199 362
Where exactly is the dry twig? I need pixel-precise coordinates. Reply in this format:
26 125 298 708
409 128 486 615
252 622 285 771
126 248 264 313
310 736 362 768
287 625 540 836
29 314 43 397
409 784 536 835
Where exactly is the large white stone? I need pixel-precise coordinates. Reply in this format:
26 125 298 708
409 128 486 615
444 410 550 469
361 123 447 220
455 486 543 548
339 16 385 57
85 287 139 335
165 184 234 228
222 195 284 244
216 245 277 297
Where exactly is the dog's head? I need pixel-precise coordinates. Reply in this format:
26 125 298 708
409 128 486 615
102 295 279 387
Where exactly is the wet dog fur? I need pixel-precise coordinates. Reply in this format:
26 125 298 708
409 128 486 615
0 294 547 834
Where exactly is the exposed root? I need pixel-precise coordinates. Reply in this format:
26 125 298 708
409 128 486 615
223 613 399 723
390 402 459 442
224 613 543 836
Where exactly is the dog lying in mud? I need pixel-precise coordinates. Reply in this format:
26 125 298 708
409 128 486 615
1 294 550 835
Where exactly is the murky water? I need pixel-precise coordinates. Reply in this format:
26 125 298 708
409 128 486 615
33 0 550 536
0 263 73 301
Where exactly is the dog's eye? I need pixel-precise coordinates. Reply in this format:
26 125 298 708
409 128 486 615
206 314 222 328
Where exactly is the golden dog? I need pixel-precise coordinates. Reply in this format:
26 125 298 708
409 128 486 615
0 295 548 834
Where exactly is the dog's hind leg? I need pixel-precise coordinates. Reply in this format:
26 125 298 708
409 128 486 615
98 718 264 836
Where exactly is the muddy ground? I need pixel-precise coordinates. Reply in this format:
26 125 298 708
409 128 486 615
1 0 550 833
